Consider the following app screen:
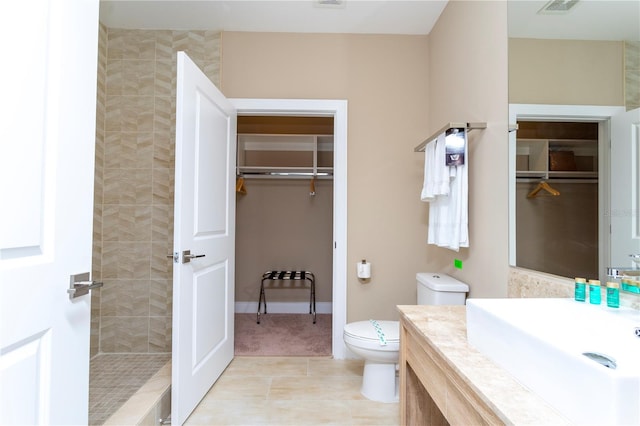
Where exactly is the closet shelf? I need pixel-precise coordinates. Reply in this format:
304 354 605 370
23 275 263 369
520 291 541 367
414 122 486 152
237 133 334 179
515 137 598 182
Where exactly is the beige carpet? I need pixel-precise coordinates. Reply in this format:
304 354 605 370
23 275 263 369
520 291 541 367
234 313 332 356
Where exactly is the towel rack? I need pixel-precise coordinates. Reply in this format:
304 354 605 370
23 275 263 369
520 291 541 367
414 122 487 152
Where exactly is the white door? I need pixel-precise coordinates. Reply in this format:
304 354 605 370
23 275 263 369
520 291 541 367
0 0 99 425
611 107 640 268
172 52 236 425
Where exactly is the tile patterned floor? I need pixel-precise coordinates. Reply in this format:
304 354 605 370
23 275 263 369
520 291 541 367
89 353 171 425
185 357 400 426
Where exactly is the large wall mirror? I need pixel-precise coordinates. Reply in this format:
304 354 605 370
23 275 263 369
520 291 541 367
507 0 640 283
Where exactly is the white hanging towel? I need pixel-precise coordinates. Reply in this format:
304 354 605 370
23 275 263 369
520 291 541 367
422 131 468 251
421 133 449 201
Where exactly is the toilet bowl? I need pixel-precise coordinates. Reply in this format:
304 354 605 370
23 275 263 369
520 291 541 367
344 320 400 402
343 273 469 403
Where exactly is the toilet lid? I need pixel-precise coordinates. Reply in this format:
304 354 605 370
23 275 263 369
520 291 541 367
344 320 399 343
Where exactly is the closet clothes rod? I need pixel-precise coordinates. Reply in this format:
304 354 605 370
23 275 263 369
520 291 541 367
237 172 333 179
414 121 487 152
517 178 598 184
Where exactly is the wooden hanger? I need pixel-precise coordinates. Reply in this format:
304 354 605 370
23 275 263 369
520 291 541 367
527 180 560 199
309 176 316 196
236 176 247 195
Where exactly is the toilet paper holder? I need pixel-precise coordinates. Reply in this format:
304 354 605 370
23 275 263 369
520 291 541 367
357 259 371 280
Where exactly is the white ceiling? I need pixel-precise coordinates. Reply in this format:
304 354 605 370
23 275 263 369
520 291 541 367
99 0 639 40
98 0 448 35
508 1 639 41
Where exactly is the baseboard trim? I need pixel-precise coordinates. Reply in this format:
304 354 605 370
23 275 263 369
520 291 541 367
235 301 333 314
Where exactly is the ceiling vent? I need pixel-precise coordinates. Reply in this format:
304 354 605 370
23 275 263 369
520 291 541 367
314 0 346 9
538 0 580 14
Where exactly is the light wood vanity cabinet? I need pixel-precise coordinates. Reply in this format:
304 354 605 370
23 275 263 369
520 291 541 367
400 316 503 425
398 305 569 426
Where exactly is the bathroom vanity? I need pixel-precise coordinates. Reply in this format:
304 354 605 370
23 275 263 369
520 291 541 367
398 305 569 425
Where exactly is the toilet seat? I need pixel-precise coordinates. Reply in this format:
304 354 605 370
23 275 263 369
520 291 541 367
343 320 399 351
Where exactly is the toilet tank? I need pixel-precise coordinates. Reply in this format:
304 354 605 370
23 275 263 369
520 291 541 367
416 273 469 305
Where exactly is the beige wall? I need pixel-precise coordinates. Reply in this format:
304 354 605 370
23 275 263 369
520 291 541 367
426 1 509 298
509 38 624 106
222 1 509 321
222 32 432 321
235 179 334 304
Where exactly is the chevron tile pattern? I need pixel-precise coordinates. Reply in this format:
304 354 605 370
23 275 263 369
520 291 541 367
149 315 173 353
100 316 149 353
93 27 221 354
626 41 640 111
100 280 150 317
150 279 172 317
91 23 108 358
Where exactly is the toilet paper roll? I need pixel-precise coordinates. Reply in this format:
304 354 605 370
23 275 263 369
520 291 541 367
357 261 371 279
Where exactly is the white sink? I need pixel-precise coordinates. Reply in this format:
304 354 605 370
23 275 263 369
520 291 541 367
466 298 640 425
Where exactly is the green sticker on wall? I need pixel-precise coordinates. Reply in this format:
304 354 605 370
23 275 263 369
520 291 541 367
454 259 463 269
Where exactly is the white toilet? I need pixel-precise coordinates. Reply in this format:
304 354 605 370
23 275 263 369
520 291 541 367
343 273 469 403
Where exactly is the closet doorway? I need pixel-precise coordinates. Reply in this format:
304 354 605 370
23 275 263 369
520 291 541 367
230 99 348 359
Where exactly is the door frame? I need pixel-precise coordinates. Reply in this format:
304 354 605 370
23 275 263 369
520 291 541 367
230 98 348 359
508 103 626 282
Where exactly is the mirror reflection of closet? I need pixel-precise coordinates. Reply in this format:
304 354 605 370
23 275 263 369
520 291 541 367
515 121 599 279
508 0 639 283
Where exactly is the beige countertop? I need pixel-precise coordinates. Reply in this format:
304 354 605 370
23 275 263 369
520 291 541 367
398 305 570 425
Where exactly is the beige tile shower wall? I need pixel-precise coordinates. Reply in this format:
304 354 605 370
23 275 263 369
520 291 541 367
626 41 640 111
91 22 108 358
95 28 221 353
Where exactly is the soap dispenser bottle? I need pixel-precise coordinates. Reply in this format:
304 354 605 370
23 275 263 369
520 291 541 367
574 277 586 302
606 281 620 308
588 279 601 305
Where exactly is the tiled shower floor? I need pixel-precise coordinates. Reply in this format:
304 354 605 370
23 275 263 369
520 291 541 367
89 353 171 425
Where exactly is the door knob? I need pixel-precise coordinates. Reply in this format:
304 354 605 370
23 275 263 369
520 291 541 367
182 250 205 264
67 272 103 300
